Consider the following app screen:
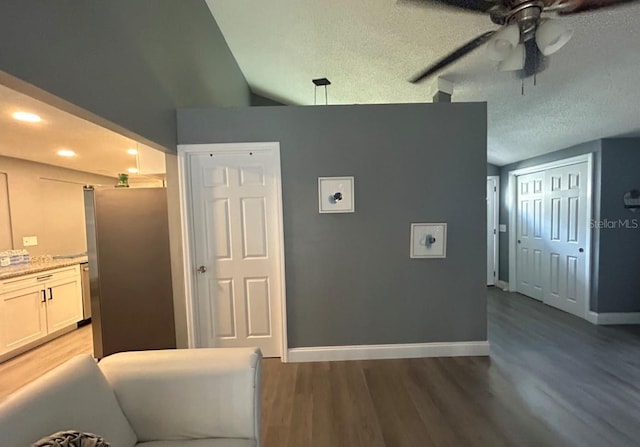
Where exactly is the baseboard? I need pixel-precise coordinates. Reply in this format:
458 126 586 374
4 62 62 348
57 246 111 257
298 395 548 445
287 341 490 363
586 311 599 324
496 280 509 291
588 311 640 325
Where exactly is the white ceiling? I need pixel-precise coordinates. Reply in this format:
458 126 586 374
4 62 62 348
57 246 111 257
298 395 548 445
206 0 640 166
0 83 165 180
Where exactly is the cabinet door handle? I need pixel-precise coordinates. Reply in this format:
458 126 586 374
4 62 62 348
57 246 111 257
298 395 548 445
48 287 53 300
37 274 53 281
41 290 47 303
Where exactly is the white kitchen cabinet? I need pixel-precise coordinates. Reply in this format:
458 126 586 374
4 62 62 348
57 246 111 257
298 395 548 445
0 284 47 353
0 264 83 359
44 275 83 334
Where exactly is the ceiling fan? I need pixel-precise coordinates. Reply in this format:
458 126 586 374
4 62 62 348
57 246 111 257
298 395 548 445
409 0 639 83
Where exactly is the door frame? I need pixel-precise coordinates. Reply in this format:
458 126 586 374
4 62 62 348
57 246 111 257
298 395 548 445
487 176 500 286
507 153 593 318
177 142 289 361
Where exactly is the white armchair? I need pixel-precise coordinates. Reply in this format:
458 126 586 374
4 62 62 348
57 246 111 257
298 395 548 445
0 348 262 447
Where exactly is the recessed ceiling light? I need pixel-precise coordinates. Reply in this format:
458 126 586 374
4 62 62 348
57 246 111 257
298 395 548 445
128 167 139 174
57 149 76 157
13 111 42 123
127 148 138 155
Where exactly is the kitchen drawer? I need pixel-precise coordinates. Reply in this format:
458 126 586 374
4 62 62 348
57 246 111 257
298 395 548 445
0 265 81 292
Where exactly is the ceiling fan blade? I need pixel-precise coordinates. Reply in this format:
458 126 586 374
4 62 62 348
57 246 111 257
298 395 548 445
410 30 496 83
554 0 639 15
398 0 497 13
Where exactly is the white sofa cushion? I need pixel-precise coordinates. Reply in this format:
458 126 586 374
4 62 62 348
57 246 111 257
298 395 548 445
99 348 261 443
0 354 137 447
137 440 255 447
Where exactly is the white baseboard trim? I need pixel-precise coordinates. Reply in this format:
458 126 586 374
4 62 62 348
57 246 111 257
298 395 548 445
287 341 490 363
586 311 599 324
587 311 640 325
496 280 509 291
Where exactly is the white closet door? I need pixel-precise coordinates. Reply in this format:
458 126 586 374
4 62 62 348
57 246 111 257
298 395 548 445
515 162 589 319
543 163 588 317
516 172 545 301
487 178 497 286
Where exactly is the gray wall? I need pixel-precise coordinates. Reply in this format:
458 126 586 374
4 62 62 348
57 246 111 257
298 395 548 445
487 163 500 176
0 0 250 150
178 103 488 347
597 138 640 312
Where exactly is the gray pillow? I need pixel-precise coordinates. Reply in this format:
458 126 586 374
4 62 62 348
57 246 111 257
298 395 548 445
31 431 109 447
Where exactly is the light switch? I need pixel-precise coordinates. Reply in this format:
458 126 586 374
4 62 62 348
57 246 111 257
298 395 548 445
499 224 507 233
23 236 38 247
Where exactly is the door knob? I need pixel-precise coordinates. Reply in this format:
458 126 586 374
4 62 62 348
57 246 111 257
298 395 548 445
197 265 208 273
517 240 521 244
579 248 584 253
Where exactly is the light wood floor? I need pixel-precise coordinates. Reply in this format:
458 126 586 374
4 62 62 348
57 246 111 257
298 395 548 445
2 291 640 447
0 324 92 398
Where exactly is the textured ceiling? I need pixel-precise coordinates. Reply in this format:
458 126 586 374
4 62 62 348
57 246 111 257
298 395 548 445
206 0 640 165
0 84 165 180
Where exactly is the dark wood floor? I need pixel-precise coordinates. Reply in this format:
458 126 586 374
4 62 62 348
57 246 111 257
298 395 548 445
261 288 640 447
2 291 639 446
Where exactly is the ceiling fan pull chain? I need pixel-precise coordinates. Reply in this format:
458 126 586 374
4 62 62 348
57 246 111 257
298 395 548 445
534 48 538 86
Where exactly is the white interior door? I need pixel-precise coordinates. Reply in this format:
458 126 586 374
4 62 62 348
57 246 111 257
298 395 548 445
543 163 588 317
189 144 283 357
487 177 498 286
516 172 545 300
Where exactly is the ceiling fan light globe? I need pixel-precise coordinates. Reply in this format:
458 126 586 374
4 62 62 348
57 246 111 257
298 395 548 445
536 19 573 56
497 43 525 71
496 39 513 51
486 24 520 61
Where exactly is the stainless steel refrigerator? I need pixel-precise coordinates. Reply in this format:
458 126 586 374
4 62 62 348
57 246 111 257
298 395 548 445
84 186 176 358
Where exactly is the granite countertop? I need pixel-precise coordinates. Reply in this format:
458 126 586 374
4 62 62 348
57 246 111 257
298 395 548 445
0 256 89 281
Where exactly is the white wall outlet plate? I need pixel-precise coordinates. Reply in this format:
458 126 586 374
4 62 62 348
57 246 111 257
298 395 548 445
410 223 447 258
23 236 38 247
318 176 355 213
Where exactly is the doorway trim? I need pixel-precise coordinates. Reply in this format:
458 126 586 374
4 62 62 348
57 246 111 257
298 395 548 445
487 176 500 286
177 142 289 361
507 153 593 318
